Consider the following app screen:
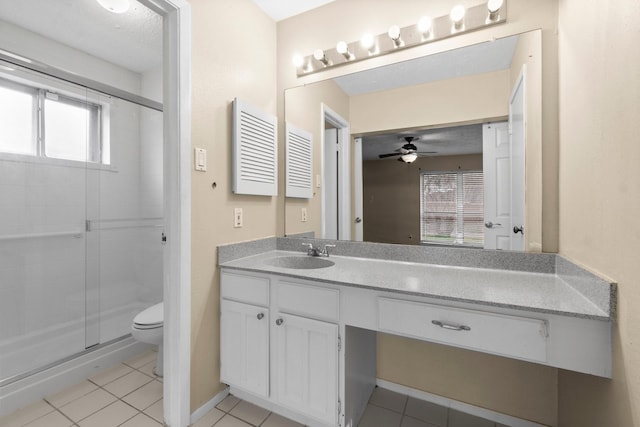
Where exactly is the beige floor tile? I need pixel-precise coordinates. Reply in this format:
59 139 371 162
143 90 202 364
212 414 252 427
89 363 134 386
404 398 448 427
191 407 225 427
122 380 163 410
138 360 161 378
23 410 73 427
77 400 138 427
58 388 117 422
143 399 164 423
102 370 154 398
120 412 164 427
261 412 305 427
123 350 157 369
0 400 55 426
216 395 241 412
358 404 402 427
369 387 408 413
229 400 270 426
45 380 98 408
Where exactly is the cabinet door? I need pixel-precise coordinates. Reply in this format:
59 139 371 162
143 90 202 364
221 299 269 397
273 312 339 425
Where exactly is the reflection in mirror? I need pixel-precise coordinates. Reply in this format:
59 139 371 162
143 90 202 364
284 30 542 252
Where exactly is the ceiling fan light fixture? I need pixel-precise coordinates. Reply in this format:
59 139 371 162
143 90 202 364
96 0 130 14
401 153 418 163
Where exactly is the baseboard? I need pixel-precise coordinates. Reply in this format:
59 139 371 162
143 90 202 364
190 387 229 425
376 379 546 427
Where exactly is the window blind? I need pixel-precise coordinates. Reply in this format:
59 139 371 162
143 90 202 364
421 171 484 246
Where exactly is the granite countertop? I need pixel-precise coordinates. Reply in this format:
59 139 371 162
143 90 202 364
219 249 613 321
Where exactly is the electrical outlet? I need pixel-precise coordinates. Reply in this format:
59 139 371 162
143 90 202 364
234 208 243 227
301 207 308 222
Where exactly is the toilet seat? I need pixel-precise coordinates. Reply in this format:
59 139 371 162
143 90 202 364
133 302 163 329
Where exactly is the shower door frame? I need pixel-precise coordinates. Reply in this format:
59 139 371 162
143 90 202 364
139 1 192 426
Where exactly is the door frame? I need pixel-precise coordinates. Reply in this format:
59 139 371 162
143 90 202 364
321 104 351 240
139 1 192 426
509 66 526 251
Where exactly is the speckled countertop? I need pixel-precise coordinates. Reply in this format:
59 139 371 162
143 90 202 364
219 248 614 321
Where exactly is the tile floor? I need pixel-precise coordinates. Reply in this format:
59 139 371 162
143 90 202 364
0 350 511 427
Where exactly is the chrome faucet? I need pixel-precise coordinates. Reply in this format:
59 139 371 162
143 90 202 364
302 243 336 257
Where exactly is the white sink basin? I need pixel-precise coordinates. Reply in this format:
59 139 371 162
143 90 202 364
266 256 335 269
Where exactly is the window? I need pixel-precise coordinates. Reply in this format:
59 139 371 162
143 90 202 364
421 171 484 246
0 76 106 164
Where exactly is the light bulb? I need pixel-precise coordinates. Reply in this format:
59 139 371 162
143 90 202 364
450 5 466 24
292 54 304 68
417 16 433 34
336 41 353 60
487 0 504 13
401 153 418 163
96 0 130 14
361 33 375 50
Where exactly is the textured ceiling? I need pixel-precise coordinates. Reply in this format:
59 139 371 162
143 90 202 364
0 0 162 73
250 0 337 21
335 35 518 96
362 123 484 161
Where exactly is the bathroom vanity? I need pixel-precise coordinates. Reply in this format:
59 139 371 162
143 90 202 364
218 238 615 427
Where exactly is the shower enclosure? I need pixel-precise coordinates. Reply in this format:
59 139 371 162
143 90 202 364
0 62 164 390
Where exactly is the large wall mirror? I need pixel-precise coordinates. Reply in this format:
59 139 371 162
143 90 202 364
284 29 543 253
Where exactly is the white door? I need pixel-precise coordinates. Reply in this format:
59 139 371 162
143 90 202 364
323 128 338 240
220 299 269 397
482 122 511 250
353 137 364 241
510 70 526 251
273 313 339 425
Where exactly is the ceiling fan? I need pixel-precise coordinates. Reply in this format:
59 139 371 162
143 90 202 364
378 136 436 163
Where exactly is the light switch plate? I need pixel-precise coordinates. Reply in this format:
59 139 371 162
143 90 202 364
301 207 308 222
316 174 321 188
234 208 243 227
194 147 207 172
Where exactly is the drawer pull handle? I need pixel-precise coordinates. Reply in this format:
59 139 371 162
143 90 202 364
431 320 471 331
275 318 284 326
257 313 264 320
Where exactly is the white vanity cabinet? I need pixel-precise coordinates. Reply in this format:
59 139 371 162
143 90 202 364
220 272 270 398
221 271 341 427
273 312 339 425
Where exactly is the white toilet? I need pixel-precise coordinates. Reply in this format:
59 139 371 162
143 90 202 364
131 302 164 377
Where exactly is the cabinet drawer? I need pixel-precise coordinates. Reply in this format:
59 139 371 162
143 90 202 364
378 297 548 363
221 271 269 306
277 281 339 322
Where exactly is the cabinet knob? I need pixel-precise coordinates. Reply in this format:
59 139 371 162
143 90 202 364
275 318 284 326
257 313 264 320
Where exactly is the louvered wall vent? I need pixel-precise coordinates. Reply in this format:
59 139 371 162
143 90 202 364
232 98 278 196
285 122 313 198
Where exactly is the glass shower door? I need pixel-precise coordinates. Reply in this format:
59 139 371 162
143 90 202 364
0 76 94 381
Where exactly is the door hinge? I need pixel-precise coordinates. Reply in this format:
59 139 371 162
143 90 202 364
161 232 167 245
338 397 342 417
338 334 342 352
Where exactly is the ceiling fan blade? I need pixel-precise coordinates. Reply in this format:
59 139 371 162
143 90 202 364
379 152 402 158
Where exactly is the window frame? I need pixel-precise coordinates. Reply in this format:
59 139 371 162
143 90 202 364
420 169 484 247
0 72 110 167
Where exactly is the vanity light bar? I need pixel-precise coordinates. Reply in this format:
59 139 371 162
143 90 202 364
293 0 507 77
